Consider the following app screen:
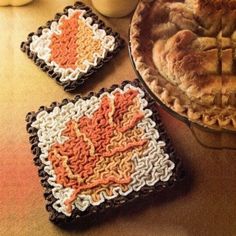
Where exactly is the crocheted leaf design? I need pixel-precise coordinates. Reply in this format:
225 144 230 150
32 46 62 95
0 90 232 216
50 11 103 70
48 89 148 212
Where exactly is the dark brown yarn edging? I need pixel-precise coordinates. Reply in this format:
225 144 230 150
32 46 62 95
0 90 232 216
20 1 125 92
25 79 184 225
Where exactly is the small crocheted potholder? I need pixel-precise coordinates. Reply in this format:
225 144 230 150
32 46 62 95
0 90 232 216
21 1 124 91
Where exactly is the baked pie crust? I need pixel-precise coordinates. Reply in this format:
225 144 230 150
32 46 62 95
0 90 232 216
130 0 236 130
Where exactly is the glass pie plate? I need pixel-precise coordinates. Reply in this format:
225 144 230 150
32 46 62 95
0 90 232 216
128 36 236 150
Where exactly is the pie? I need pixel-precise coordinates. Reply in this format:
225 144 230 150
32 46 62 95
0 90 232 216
130 0 236 130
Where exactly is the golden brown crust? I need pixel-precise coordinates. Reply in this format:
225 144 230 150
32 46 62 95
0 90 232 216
130 0 236 130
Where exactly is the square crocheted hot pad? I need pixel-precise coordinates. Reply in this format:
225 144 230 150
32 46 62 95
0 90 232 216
21 1 124 91
26 80 184 225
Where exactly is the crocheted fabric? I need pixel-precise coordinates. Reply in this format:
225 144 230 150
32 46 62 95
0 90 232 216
21 2 124 91
26 80 183 224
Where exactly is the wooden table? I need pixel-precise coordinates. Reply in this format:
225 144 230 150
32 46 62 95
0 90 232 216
0 1 236 235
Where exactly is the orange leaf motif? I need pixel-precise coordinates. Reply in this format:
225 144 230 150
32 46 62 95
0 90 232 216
48 89 148 212
50 11 103 70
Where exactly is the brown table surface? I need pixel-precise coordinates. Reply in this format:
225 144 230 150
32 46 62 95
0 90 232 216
0 1 236 235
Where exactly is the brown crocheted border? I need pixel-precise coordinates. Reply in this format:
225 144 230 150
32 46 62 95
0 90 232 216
20 1 125 92
25 79 184 225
